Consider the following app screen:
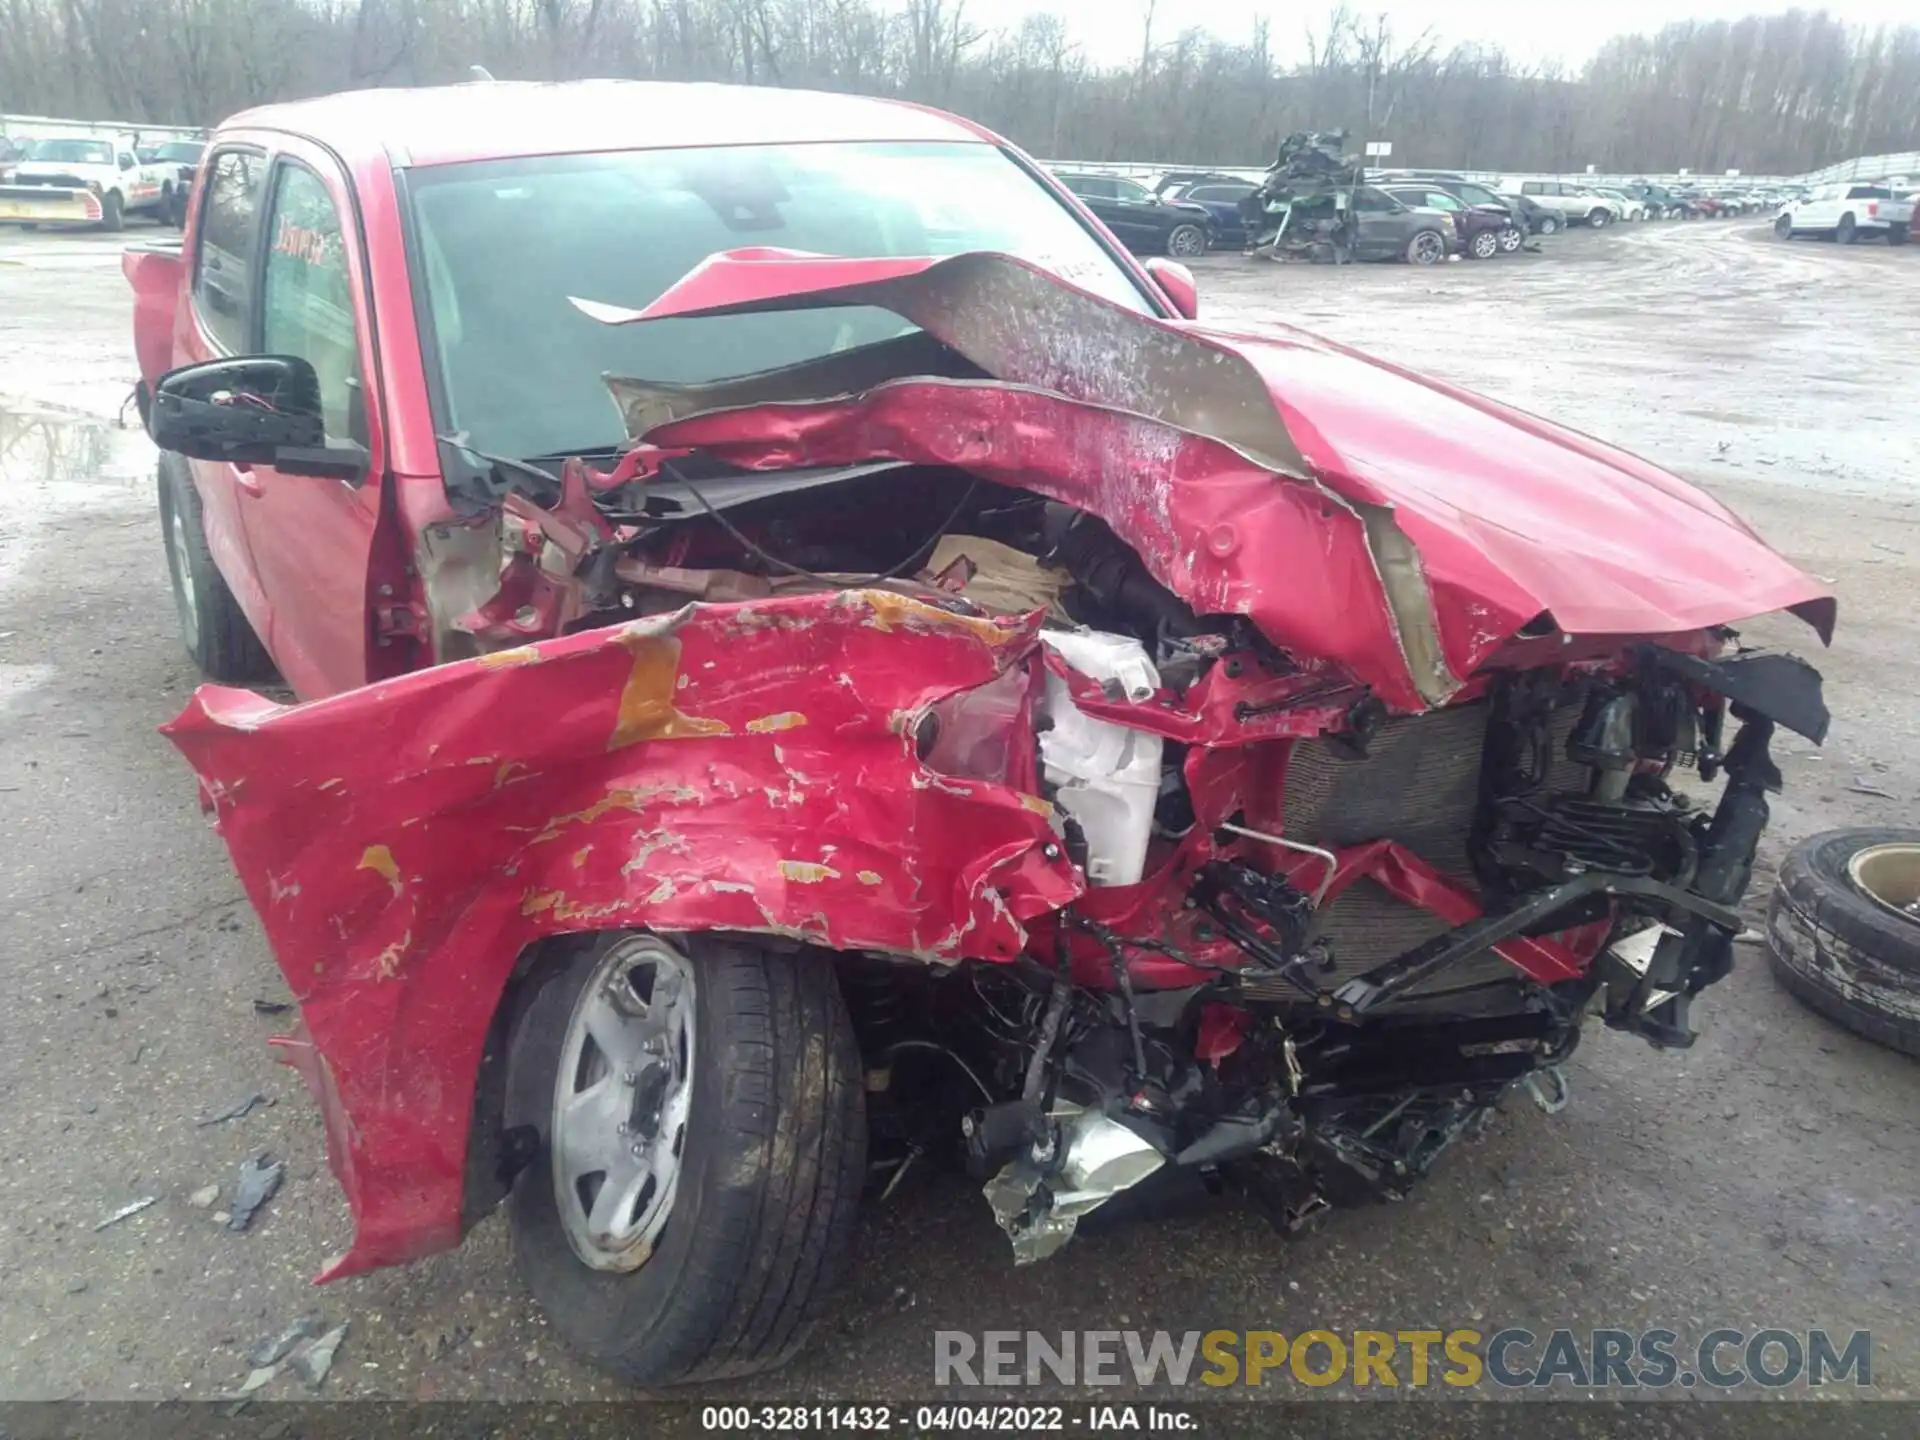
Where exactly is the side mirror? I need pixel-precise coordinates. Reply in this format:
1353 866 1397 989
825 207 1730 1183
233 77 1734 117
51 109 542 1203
147 355 366 480
1144 257 1198 320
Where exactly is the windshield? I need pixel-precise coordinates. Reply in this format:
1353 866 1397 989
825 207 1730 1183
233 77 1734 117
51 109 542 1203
29 139 112 165
405 140 1152 461
153 142 205 163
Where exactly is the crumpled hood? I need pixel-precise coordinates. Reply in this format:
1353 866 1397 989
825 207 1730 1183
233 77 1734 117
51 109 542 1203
580 248 1834 710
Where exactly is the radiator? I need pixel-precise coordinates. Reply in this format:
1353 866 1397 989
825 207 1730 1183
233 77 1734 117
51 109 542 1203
1280 698 1584 1010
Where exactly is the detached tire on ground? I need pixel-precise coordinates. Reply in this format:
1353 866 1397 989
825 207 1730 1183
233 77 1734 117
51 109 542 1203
100 189 124 232
504 932 866 1384
1538 214 1561 235
157 452 275 682
1587 208 1612 228
1774 214 1794 239
1766 828 1920 1057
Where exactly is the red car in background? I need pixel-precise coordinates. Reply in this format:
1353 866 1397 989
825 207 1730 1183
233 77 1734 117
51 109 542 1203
126 80 1833 1386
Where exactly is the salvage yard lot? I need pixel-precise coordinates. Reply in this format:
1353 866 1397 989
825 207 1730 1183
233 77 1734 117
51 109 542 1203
1 221 1917 1406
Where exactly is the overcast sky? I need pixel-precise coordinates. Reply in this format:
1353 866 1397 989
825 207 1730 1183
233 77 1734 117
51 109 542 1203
960 2 1918 71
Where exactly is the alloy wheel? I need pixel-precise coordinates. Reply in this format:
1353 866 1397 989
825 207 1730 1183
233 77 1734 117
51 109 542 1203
550 936 698 1272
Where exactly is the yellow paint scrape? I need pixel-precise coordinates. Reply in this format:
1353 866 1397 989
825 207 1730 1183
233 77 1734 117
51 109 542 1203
357 844 402 893
609 630 731 750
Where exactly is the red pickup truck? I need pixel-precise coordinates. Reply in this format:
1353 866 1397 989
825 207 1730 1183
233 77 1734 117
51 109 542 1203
127 80 1833 1387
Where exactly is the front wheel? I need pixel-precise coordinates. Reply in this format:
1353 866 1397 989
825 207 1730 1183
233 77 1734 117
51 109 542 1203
1774 214 1794 239
157 453 274 682
1404 229 1445 265
505 932 866 1385
1538 214 1561 235
1836 214 1857 244
1165 223 1208 258
1587 208 1612 228
1468 229 1499 259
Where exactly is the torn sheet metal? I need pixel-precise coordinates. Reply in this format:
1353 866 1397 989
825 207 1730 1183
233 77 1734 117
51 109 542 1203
163 590 1080 1277
586 248 1835 708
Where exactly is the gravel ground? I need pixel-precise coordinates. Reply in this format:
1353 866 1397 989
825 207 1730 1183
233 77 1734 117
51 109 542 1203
1 218 1915 1413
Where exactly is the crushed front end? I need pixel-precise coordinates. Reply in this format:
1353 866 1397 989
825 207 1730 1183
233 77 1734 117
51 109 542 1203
166 249 1835 1277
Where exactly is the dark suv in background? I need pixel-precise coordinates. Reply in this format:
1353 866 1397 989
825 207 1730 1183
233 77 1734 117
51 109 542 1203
1381 182 1517 257
1054 171 1214 257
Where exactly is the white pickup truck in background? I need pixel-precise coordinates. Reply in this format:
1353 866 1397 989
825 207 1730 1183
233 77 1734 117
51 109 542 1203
0 134 169 231
1774 183 1913 245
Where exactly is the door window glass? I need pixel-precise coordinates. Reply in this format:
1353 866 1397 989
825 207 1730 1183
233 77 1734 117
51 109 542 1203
260 163 361 441
1113 180 1153 203
192 149 266 353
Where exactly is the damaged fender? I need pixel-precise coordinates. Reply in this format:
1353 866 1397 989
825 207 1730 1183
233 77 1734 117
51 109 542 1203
163 591 1079 1277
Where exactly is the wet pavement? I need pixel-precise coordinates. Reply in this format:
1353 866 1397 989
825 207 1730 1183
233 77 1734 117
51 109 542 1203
0 221 1916 1411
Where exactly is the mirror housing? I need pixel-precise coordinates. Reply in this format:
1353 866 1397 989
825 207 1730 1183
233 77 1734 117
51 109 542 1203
147 355 366 480
1144 257 1198 320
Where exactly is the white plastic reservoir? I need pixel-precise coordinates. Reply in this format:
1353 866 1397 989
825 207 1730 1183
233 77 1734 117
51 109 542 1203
1037 630 1164 887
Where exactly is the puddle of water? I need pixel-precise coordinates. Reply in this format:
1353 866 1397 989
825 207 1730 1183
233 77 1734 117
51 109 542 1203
0 400 150 484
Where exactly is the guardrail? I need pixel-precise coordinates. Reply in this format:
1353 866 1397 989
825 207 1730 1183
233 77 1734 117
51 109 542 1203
1041 155 1917 188
1 112 204 148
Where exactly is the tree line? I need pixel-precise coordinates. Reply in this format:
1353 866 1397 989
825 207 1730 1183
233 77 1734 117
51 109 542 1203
2 2 1915 175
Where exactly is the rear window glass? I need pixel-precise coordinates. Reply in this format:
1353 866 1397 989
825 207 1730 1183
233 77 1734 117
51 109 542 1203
1846 186 1892 199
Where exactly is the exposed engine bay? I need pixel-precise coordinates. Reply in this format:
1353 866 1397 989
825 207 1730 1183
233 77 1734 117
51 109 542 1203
168 248 1837 1279
429 405 1830 1264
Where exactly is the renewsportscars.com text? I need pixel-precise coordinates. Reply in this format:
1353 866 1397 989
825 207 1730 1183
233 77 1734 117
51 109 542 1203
934 1328 1872 1390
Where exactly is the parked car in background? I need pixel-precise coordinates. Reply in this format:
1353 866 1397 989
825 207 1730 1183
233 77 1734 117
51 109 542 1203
1588 186 1649 220
1381 183 1509 257
1160 176 1259 247
1624 181 1684 217
1054 171 1213 257
1500 178 1620 228
137 138 206 227
1 133 168 229
1497 190 1562 235
1381 173 1527 247
1152 169 1247 199
1348 185 1454 263
1774 183 1913 245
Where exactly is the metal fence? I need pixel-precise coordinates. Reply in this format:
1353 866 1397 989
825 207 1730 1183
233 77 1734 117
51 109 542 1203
0 112 204 148
1041 153 1919 189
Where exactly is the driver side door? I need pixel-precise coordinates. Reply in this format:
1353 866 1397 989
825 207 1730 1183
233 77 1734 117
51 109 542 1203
233 142 389 699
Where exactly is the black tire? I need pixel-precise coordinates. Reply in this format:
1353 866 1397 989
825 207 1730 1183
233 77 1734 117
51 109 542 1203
1165 223 1208 258
1538 214 1561 236
1468 229 1499 259
157 452 275 682
1766 828 1920 1058
1587 208 1612 228
1774 214 1793 239
1836 214 1856 244
1404 229 1445 265
100 189 124 232
504 932 866 1385
18 222 38 232
1888 226 1908 247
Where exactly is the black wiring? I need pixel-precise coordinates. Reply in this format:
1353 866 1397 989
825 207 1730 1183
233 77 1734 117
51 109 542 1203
656 455 980 587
